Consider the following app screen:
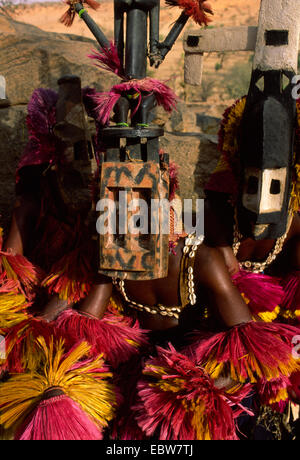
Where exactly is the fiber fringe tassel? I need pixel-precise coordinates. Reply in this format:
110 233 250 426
134 345 253 440
165 0 213 26
15 395 103 441
88 43 124 78
1 317 65 374
90 79 177 126
280 271 300 320
0 338 116 440
111 355 146 440
192 321 300 383
42 245 94 304
289 372 300 401
256 377 290 412
55 308 149 368
60 0 100 27
232 269 284 322
0 283 29 333
0 234 42 299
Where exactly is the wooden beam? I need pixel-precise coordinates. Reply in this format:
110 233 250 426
183 24 300 85
183 26 258 85
183 26 258 53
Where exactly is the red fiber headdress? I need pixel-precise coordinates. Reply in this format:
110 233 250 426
166 0 213 26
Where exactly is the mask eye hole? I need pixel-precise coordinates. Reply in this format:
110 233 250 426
247 176 259 194
270 179 281 195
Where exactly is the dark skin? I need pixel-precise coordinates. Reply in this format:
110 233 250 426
205 194 300 402
204 195 300 276
5 198 252 328
5 191 256 392
79 242 253 394
79 239 253 331
237 214 300 272
5 189 252 330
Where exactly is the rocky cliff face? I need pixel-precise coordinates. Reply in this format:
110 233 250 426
0 14 220 232
0 14 115 104
0 14 115 230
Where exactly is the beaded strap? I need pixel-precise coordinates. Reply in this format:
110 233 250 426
114 279 182 319
113 233 204 319
180 233 204 307
232 213 293 273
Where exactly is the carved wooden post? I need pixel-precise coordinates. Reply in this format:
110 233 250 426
0 75 5 99
236 0 300 240
253 0 300 73
0 75 9 107
183 0 300 86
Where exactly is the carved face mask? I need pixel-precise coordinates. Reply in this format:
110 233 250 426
53 75 97 215
56 142 97 215
240 166 289 239
237 71 296 240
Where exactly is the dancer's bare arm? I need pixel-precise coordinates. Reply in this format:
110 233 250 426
78 275 113 319
195 244 253 327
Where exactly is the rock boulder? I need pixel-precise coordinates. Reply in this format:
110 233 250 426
0 14 116 105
